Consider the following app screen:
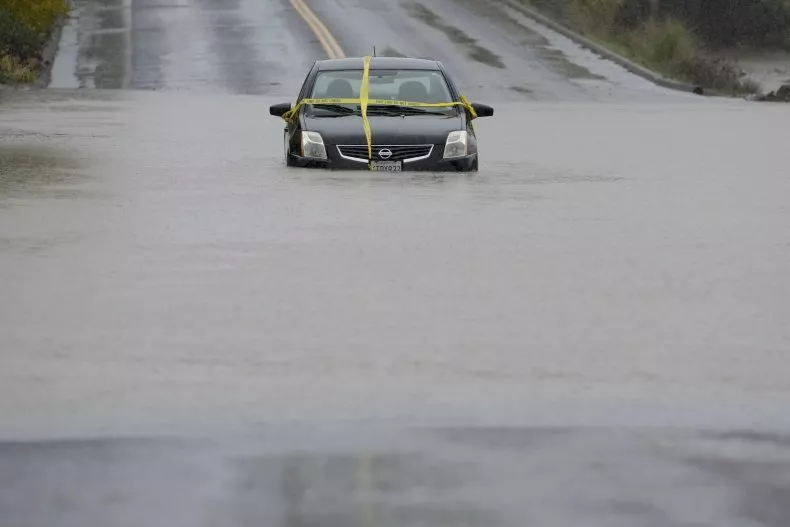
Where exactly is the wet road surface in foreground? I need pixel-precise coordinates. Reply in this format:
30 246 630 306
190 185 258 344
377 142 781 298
2 428 790 527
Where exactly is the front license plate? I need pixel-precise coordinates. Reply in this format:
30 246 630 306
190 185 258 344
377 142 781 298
370 160 402 172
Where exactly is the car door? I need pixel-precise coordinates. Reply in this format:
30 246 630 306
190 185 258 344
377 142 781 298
286 63 318 158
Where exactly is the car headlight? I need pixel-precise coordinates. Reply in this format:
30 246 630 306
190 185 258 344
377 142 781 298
301 131 327 160
443 131 468 159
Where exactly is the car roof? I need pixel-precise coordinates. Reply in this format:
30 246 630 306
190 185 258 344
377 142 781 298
316 57 442 71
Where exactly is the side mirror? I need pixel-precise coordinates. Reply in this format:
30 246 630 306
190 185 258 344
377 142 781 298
471 103 494 118
270 102 292 117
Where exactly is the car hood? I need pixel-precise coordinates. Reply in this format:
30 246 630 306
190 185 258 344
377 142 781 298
303 114 462 145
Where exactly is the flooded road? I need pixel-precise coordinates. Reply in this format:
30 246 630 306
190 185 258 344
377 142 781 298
2 91 790 415
2 95 790 526
2 0 790 524
2 88 789 437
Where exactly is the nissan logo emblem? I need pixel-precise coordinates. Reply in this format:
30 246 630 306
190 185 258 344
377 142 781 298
378 148 393 160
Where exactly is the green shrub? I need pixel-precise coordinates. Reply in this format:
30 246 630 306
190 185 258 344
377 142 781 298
530 0 790 49
570 0 624 32
0 9 45 60
634 0 790 49
627 18 697 70
0 53 38 83
0 0 69 83
0 0 69 35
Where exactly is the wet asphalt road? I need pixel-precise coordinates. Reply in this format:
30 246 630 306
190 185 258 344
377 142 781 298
2 428 790 527
3 0 790 525
49 0 687 100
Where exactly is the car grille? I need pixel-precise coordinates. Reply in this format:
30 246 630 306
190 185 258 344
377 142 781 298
336 144 434 162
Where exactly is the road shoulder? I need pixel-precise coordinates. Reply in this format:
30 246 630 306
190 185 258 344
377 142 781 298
494 0 702 95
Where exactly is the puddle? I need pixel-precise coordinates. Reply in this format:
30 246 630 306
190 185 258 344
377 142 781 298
404 1 505 69
95 7 125 31
90 0 125 7
705 431 790 448
0 89 123 109
509 85 534 95
435 427 570 450
47 103 123 113
78 31 127 89
232 452 495 527
537 45 607 80
195 1 267 94
0 146 83 198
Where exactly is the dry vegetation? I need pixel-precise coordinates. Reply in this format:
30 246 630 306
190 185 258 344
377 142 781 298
524 0 790 94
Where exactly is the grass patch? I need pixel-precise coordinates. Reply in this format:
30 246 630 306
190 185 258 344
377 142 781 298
1 0 69 34
0 0 70 85
0 53 38 84
622 18 759 94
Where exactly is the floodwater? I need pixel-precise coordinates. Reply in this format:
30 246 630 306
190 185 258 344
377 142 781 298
2 89 789 436
2 0 790 525
2 90 790 526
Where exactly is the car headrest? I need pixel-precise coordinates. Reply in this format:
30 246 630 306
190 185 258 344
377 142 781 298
398 81 429 102
325 79 354 99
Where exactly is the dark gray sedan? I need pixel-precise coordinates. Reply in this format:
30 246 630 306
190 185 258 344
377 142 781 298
270 57 494 171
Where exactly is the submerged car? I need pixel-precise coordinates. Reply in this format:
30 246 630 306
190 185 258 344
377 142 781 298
270 57 494 172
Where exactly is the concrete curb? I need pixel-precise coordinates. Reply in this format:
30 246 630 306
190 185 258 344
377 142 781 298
498 0 705 95
33 18 64 89
34 3 73 89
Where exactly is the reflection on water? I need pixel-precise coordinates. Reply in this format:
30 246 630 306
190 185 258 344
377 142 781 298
0 146 82 198
1 430 789 527
269 453 493 527
81 32 127 89
284 164 622 197
405 2 506 70
436 426 571 450
52 0 129 89
452 0 605 80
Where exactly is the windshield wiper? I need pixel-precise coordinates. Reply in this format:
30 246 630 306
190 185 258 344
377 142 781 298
309 104 359 115
367 104 450 116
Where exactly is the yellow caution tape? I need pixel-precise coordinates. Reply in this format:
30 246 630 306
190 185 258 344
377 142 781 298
361 55 372 164
280 56 478 169
281 98 477 120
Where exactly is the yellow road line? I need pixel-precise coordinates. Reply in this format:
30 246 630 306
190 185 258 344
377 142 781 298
289 0 345 59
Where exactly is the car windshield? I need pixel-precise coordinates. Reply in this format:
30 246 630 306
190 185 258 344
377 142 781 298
305 69 458 116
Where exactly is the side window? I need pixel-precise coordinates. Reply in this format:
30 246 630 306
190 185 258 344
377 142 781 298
312 75 336 98
297 63 317 101
439 69 460 101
